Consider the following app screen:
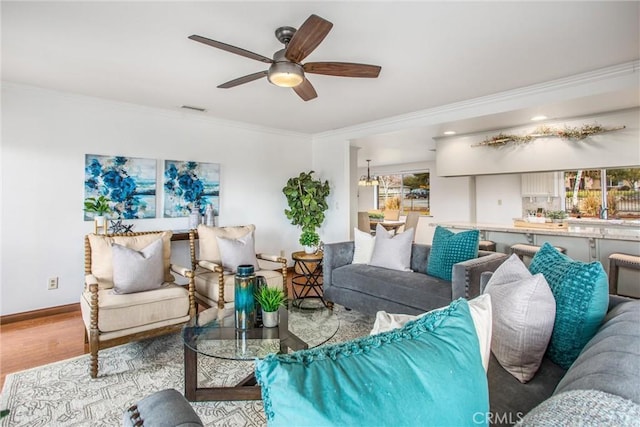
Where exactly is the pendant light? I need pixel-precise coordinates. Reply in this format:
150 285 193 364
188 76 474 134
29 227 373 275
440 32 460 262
358 160 379 186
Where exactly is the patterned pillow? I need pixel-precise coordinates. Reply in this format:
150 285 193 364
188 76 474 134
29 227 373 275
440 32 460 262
529 242 609 369
426 226 479 281
255 299 488 427
484 254 556 382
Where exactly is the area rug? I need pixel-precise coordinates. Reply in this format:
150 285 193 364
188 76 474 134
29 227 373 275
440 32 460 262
1 306 373 426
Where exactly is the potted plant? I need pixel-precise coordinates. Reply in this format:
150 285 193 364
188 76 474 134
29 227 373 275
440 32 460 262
546 210 568 223
282 171 330 251
254 286 286 327
299 230 320 254
84 195 112 226
368 211 384 222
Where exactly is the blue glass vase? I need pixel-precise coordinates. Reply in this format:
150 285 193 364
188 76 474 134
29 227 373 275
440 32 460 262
234 265 256 330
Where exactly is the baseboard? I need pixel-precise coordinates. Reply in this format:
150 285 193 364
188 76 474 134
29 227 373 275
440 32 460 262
0 303 80 325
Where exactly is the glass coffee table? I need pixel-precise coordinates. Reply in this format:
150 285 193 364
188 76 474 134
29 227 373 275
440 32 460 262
182 303 339 401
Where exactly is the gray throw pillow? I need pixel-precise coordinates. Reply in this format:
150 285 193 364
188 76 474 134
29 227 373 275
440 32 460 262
368 223 413 272
484 254 556 383
112 238 165 294
216 232 259 273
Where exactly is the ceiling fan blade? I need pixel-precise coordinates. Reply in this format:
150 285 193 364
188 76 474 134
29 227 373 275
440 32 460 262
293 78 318 101
217 70 268 89
189 35 273 64
285 15 333 63
304 62 381 78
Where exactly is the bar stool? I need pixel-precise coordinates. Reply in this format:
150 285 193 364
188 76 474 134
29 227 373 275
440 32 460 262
608 253 640 296
510 244 566 263
479 240 496 252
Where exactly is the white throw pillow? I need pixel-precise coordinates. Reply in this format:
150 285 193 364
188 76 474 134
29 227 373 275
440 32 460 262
369 294 493 373
352 228 376 264
484 254 556 383
368 223 413 272
215 232 259 273
112 238 164 294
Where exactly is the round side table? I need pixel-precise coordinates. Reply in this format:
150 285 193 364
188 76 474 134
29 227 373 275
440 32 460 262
291 250 326 309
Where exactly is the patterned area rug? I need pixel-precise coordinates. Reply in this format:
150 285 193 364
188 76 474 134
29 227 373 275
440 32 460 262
0 306 373 426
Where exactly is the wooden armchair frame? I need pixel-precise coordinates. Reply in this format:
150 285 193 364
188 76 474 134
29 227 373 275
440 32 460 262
83 231 196 378
188 229 288 310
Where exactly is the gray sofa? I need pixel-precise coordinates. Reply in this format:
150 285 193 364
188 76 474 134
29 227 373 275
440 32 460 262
323 241 508 316
481 266 640 425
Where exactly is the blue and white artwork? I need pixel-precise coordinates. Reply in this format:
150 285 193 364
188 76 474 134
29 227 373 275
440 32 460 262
84 154 156 220
163 160 220 217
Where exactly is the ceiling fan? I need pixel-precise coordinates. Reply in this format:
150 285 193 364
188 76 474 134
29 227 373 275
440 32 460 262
189 14 381 101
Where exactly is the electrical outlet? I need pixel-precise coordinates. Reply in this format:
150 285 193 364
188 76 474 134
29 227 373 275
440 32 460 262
48 277 58 290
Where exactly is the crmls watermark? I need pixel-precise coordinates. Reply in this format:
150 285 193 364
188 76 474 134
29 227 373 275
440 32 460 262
473 411 524 425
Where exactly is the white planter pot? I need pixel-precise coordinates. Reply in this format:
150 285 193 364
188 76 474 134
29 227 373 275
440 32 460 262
94 215 106 226
304 245 317 254
262 310 279 328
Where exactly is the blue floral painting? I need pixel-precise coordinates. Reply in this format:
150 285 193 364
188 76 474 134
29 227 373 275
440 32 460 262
84 155 156 220
163 160 220 217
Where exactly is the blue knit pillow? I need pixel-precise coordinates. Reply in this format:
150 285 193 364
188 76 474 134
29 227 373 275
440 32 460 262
255 299 489 427
426 226 479 281
529 242 609 369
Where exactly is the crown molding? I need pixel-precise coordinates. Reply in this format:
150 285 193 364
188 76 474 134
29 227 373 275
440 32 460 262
314 60 640 142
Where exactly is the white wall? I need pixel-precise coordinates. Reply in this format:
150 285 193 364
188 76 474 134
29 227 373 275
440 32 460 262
476 174 523 224
436 108 640 176
1 83 312 315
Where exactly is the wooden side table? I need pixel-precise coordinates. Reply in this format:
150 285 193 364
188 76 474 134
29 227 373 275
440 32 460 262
291 251 326 309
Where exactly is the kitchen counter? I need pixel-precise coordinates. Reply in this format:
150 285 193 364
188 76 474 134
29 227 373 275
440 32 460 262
434 220 640 297
435 220 640 242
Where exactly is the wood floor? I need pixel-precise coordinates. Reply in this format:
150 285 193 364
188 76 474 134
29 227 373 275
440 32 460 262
0 310 86 390
0 273 306 390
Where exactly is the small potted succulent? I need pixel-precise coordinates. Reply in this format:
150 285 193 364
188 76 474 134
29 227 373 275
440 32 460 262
84 195 112 226
254 286 287 327
299 230 320 254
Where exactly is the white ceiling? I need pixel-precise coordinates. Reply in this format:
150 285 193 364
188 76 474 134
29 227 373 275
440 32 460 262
3 1 639 167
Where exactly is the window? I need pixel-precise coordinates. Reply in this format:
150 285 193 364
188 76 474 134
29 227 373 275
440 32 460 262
564 168 640 218
376 171 430 214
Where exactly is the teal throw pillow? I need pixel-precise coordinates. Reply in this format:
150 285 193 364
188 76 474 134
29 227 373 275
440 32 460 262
426 226 479 281
529 242 609 369
255 299 489 427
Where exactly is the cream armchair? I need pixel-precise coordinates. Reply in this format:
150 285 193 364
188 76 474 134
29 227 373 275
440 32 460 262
189 224 287 311
81 231 195 378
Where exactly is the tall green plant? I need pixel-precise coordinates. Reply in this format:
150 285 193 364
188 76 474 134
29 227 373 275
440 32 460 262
282 171 330 234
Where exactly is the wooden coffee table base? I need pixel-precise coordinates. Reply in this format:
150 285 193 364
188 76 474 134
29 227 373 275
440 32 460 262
184 345 263 401
184 331 308 401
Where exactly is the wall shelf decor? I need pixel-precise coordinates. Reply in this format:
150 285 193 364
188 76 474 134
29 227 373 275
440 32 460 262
472 123 626 148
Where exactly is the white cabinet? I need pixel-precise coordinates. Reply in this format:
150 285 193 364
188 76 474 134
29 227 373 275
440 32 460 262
521 172 559 197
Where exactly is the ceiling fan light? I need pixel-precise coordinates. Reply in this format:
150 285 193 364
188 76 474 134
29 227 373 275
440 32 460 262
268 62 304 87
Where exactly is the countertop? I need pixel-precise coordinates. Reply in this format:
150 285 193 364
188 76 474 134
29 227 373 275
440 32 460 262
434 220 640 242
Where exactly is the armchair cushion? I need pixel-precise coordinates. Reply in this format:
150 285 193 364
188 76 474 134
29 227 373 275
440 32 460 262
216 232 259 273
197 224 255 264
80 283 189 333
88 231 173 289
112 238 164 294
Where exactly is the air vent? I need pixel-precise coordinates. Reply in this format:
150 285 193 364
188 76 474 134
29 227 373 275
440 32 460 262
180 105 207 112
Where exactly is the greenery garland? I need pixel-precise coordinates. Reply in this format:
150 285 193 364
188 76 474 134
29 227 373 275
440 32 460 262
474 123 625 147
